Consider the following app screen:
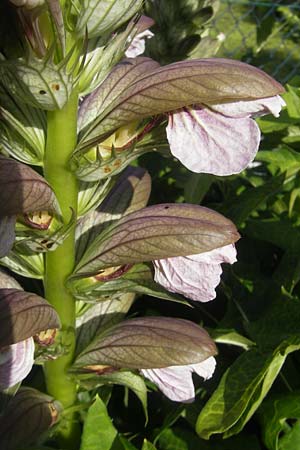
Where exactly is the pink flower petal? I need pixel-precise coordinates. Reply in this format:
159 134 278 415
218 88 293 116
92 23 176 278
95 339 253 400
141 356 216 402
166 106 261 175
125 30 154 58
211 95 286 118
153 244 236 302
0 337 34 389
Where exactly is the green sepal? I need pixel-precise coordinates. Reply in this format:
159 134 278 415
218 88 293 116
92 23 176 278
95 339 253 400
0 251 44 279
75 0 143 39
77 178 113 217
0 57 72 110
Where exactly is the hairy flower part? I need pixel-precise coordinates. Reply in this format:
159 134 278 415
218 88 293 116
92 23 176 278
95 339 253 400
153 244 237 302
166 96 286 175
141 356 216 402
0 337 35 389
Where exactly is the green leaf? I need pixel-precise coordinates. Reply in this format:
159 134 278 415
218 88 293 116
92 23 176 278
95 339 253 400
0 387 61 450
279 422 300 450
210 328 255 351
259 392 300 450
245 217 300 252
77 57 283 151
246 295 300 351
78 371 148 421
158 428 261 450
73 317 217 370
72 203 239 278
80 395 117 450
257 146 300 175
0 289 60 346
284 84 300 119
76 0 143 38
220 174 284 227
196 341 300 439
142 440 157 450
184 174 213 204
112 435 138 450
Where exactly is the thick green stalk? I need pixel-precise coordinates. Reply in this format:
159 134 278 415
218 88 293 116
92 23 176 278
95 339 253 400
43 90 80 449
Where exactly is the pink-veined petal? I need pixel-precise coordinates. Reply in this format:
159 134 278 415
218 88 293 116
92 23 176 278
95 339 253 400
211 95 286 118
125 30 154 58
0 337 34 389
141 356 216 402
166 106 261 175
153 244 236 302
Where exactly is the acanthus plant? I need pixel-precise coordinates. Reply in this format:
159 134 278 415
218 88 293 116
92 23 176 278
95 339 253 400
0 0 284 449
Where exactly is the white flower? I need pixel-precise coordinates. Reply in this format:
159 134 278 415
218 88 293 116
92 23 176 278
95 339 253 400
0 337 35 389
142 356 216 402
166 96 286 175
125 30 154 58
154 244 237 302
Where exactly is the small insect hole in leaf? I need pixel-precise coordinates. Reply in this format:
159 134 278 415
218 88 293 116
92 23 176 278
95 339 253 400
39 90 47 95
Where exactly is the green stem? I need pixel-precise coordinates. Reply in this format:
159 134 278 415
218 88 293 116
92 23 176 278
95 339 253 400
43 90 81 449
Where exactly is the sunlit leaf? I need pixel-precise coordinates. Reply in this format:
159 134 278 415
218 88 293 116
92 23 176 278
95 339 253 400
80 395 117 450
73 317 217 370
196 340 300 439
